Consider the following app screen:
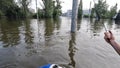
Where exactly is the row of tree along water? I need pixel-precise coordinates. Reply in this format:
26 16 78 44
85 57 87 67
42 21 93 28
0 0 119 19
79 0 119 19
0 0 62 19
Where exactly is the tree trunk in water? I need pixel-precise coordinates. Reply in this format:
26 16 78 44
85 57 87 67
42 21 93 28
71 0 78 32
36 0 39 20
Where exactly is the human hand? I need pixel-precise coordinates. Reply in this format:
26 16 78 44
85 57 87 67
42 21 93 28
104 31 115 44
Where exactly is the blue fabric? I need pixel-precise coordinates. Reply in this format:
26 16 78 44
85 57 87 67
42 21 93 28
39 64 52 68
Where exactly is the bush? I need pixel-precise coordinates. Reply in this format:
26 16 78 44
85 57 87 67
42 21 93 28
0 10 4 18
83 14 89 18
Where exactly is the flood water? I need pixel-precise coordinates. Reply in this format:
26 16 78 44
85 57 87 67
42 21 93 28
0 17 120 68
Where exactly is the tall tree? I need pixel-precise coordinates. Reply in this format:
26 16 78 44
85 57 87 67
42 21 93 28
19 0 31 18
0 0 21 18
71 0 78 32
78 0 83 18
90 8 95 18
94 0 109 18
109 4 117 19
53 0 62 18
42 0 54 18
41 0 62 18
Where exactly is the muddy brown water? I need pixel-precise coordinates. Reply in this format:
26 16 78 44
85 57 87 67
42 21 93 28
0 17 120 68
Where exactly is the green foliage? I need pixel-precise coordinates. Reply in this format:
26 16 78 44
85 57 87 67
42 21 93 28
42 0 54 18
0 10 4 18
91 1 119 19
78 0 83 18
33 9 45 18
94 0 109 18
6 5 19 18
36 0 62 18
0 0 32 19
53 0 62 18
109 4 117 19
38 9 45 18
90 8 95 18
0 0 19 18
18 0 32 18
0 0 61 19
83 14 89 18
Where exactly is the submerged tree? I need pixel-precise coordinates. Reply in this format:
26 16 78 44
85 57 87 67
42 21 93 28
18 0 31 18
42 0 54 18
78 0 83 18
41 0 62 18
53 0 62 18
109 4 117 19
90 8 95 18
0 0 33 19
0 0 22 18
94 0 109 18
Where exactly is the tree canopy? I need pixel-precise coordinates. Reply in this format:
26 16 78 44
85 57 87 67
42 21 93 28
90 0 118 19
94 0 108 18
0 0 32 19
78 0 83 18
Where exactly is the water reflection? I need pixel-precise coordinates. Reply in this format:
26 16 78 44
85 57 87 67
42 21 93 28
93 20 103 33
54 18 61 30
44 18 55 47
24 19 34 44
44 19 54 36
19 19 38 57
1 17 120 68
90 19 104 36
68 33 76 68
0 19 21 47
44 18 61 46
77 19 82 31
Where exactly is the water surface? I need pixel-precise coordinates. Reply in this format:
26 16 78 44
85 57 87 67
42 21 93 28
0 17 120 68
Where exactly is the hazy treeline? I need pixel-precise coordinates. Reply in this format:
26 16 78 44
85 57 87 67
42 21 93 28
77 0 118 19
0 0 62 19
0 0 32 19
33 0 62 18
89 0 118 19
0 0 119 19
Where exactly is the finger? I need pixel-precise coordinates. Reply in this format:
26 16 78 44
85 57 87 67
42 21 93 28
104 32 107 36
104 36 109 43
109 31 113 36
104 32 109 35
104 32 109 38
109 30 115 40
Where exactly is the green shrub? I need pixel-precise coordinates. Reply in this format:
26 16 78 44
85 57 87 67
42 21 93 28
0 10 4 18
83 14 89 18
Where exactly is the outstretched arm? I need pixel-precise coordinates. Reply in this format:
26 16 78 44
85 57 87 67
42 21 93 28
104 31 120 55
